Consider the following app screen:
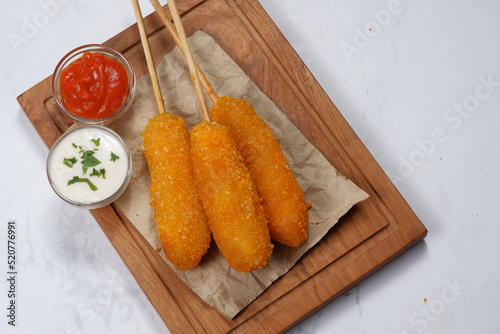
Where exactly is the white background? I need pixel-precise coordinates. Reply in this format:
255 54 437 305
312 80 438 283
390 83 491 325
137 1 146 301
1 0 499 333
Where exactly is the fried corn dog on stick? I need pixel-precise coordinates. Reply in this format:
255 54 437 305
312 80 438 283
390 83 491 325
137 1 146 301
210 97 309 247
149 3 308 246
142 113 211 270
191 121 273 273
132 0 210 270
164 0 272 272
132 0 211 270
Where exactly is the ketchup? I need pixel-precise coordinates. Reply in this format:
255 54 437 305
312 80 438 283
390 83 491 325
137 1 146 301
60 52 129 119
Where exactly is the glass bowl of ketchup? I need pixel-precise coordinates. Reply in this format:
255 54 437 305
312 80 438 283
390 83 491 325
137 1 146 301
52 44 136 125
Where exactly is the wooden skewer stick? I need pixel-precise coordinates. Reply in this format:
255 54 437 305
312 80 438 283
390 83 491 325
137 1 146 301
130 3 203 331
166 0 211 122
131 0 166 114
150 0 219 104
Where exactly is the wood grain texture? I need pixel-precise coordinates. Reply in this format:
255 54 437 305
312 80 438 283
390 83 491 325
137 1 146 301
17 0 427 333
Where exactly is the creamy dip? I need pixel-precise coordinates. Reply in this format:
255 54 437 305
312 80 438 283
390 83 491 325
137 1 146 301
47 125 131 207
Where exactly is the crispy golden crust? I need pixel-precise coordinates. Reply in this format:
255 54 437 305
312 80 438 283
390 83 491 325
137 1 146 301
142 113 211 270
210 97 309 247
191 121 273 273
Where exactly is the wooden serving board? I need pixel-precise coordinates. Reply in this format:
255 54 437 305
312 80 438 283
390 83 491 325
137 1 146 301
18 0 427 332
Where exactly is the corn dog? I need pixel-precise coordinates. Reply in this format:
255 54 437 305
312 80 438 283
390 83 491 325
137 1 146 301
210 96 309 247
142 112 211 270
191 121 273 273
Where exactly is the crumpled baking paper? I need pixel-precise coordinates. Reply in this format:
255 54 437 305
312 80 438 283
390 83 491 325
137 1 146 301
110 31 368 319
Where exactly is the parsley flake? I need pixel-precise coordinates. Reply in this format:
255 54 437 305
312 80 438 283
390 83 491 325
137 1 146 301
63 157 78 168
91 138 101 147
89 168 106 179
67 176 98 191
80 150 101 168
110 152 120 162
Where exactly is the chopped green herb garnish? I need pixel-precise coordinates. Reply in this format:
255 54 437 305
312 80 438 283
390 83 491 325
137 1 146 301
80 150 101 168
63 157 78 168
110 152 120 162
89 168 106 179
91 138 101 147
61 137 120 192
67 176 98 191
81 150 95 158
81 155 101 167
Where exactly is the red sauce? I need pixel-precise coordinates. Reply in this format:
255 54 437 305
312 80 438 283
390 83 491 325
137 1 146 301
60 52 129 119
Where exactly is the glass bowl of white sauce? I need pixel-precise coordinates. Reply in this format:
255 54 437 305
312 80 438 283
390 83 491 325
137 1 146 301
46 125 132 209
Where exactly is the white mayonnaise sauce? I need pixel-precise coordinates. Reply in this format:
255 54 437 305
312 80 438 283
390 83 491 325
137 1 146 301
47 125 131 207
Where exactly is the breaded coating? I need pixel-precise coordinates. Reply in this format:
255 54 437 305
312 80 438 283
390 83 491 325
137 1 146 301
190 121 273 273
210 96 309 247
142 113 211 270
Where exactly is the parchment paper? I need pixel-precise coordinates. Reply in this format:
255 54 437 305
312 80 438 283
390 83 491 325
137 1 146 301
110 31 368 319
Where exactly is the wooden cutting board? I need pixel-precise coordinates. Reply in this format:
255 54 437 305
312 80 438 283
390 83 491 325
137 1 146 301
17 0 427 332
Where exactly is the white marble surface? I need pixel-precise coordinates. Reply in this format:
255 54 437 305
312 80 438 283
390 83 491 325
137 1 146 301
1 0 499 333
